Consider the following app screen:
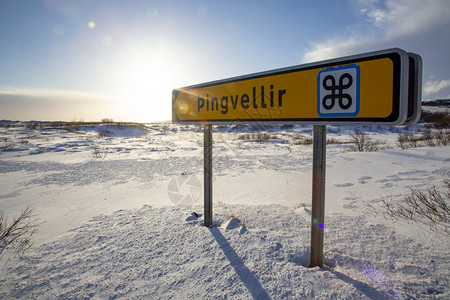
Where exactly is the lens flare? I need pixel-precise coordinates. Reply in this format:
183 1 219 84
364 266 398 298
88 21 95 29
147 7 158 18
177 101 190 114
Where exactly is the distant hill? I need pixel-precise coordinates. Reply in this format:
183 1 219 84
422 99 450 107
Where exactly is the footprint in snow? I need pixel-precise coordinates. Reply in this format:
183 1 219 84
358 176 372 184
334 183 354 187
342 203 357 209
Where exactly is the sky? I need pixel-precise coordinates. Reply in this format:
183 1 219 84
0 0 449 123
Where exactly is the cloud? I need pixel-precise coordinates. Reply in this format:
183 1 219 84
302 0 450 62
303 37 379 63
362 0 450 39
0 87 109 100
423 79 450 99
0 87 121 121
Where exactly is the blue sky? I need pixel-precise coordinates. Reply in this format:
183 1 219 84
1 0 449 122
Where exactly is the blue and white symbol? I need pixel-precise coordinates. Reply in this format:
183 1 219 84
318 64 360 117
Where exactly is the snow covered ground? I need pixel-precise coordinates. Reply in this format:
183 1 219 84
0 120 449 299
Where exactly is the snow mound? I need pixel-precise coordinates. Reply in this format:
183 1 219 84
82 124 149 137
221 217 242 230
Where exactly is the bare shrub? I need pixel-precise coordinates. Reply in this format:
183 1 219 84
361 200 379 217
236 132 280 143
350 129 368 151
349 129 383 152
421 129 437 147
292 133 352 146
397 133 419 149
422 110 450 129
101 118 114 123
256 132 278 143
98 128 113 138
116 122 126 128
365 173 450 234
19 138 31 145
237 133 250 140
92 144 107 159
433 129 450 146
63 124 81 133
0 205 39 257
293 134 313 145
397 129 449 149
25 122 42 129
0 137 15 151
326 137 351 145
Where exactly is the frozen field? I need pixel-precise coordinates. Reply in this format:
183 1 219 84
0 120 449 299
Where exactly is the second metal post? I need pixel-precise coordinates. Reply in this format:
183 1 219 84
310 125 326 267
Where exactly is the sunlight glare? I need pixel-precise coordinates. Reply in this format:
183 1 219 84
114 49 180 122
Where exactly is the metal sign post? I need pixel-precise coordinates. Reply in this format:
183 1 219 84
310 125 327 267
204 124 213 227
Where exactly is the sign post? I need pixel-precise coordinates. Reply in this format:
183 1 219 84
172 48 422 267
204 124 213 227
310 125 327 267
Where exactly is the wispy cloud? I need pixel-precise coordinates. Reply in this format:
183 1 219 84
423 79 450 99
361 0 450 39
302 0 450 62
0 87 113 100
0 87 120 121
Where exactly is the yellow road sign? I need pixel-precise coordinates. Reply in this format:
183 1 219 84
172 48 412 125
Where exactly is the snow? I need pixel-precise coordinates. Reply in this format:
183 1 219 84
0 122 449 299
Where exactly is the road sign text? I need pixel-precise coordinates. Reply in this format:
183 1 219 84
197 85 286 115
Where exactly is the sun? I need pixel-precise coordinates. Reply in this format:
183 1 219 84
107 47 182 122
124 59 175 121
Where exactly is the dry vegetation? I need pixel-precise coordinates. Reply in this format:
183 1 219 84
363 173 450 234
0 205 39 258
